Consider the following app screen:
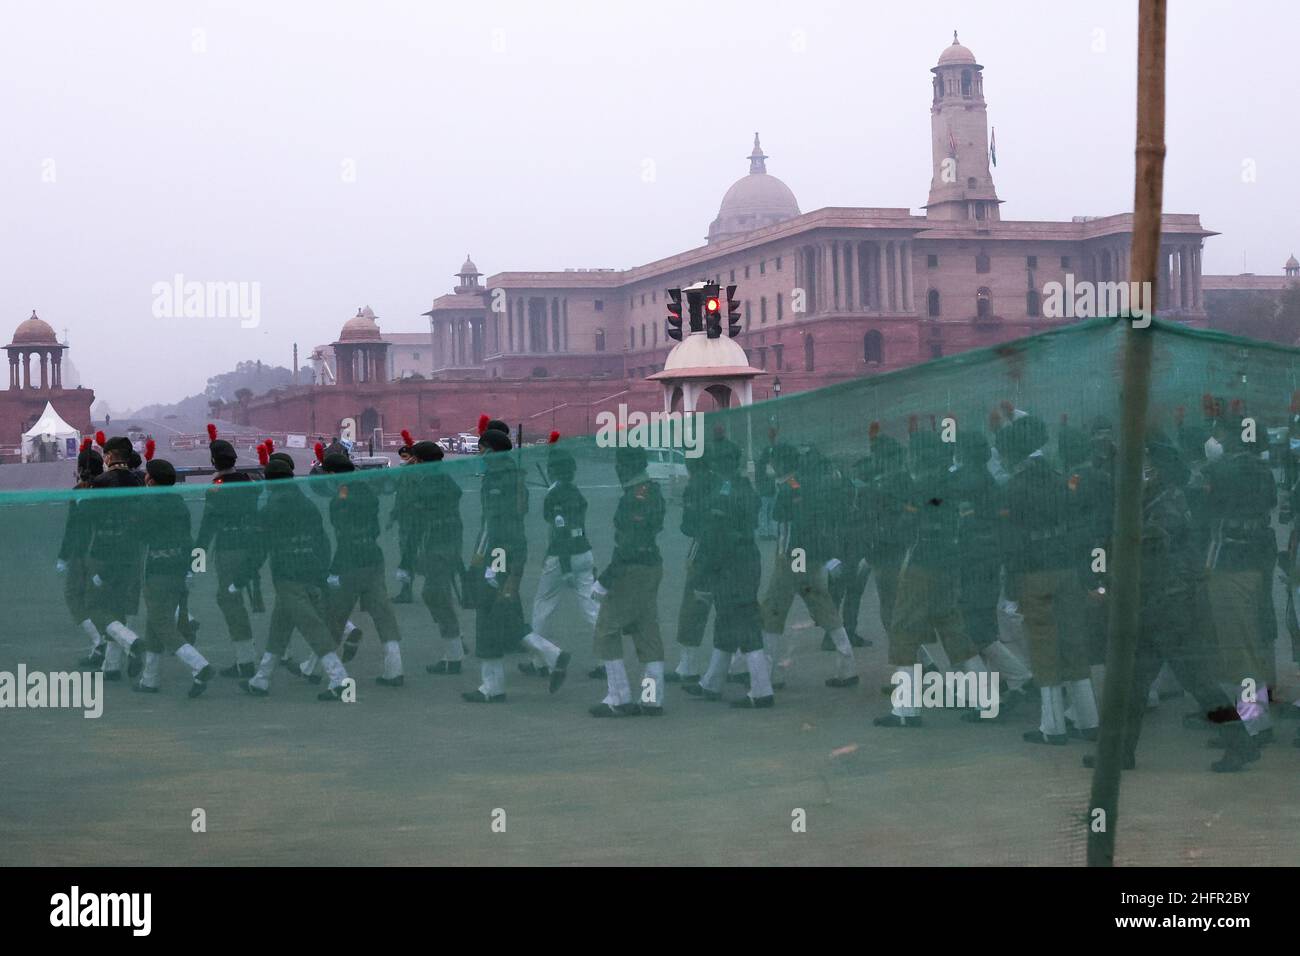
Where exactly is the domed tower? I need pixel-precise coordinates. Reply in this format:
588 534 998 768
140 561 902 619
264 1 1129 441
331 306 390 384
707 133 801 244
1286 253 1298 278
455 254 483 293
5 311 67 390
924 32 1001 222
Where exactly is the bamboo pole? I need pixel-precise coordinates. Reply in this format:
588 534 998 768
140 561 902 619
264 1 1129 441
1087 0 1166 868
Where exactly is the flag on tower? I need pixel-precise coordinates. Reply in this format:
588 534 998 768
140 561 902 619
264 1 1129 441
947 125 958 157
990 127 997 166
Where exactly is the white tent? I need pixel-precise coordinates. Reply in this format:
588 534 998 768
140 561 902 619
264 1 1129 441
21 401 81 463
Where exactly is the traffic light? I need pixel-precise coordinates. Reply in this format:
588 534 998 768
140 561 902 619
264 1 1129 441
704 281 722 338
665 288 683 341
726 284 742 337
684 281 706 334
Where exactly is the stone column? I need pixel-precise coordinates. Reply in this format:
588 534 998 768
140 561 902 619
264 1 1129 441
892 242 904 313
1171 246 1182 311
40 351 49 389
876 242 887 311
902 240 914 311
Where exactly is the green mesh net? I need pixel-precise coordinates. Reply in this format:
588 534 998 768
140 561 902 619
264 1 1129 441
3 316 1298 865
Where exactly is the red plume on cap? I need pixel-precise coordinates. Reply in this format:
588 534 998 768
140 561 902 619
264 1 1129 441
207 423 218 442
988 409 1002 430
907 415 918 435
313 441 325 463
144 439 156 461
548 430 560 444
401 429 413 447
1230 398 1244 416
1200 393 1216 418
868 421 881 440
79 437 91 453
264 437 274 453
257 444 269 466
1000 400 1016 417
94 430 106 447
477 414 490 436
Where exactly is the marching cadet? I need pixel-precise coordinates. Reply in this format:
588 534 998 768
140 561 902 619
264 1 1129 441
242 458 352 699
667 451 715 686
874 430 989 728
462 427 529 703
85 436 147 681
589 445 668 717
391 430 417 604
319 453 405 686
681 439 774 708
759 443 858 690
1081 432 1218 770
862 431 913 660
997 416 1099 745
399 440 468 676
58 438 106 666
1202 412 1276 771
951 429 1033 713
132 455 216 696
194 424 260 680
831 451 873 651
518 433 586 693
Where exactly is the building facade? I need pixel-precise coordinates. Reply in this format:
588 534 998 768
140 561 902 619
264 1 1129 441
2 311 95 456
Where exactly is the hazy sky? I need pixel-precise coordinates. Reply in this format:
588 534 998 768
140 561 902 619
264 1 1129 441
2 0 1295 410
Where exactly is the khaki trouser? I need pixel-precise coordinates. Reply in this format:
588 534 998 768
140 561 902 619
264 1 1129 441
888 563 975 667
594 564 663 663
267 580 336 657
143 575 186 654
214 548 253 644
1208 570 1268 691
1019 568 1091 685
419 551 462 639
760 558 842 635
329 563 401 644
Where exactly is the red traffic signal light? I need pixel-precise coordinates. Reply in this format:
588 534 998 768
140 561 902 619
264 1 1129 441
706 296 719 313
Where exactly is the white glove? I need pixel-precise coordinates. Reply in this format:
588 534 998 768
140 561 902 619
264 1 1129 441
823 558 843 578
395 568 412 584
55 559 68 574
693 590 713 603
484 567 500 589
91 573 104 588
591 581 608 602
184 572 194 592
554 515 566 528
326 574 341 589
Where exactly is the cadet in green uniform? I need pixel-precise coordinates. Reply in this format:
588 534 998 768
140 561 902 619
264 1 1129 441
998 416 1099 745
681 440 774 707
462 427 528 703
242 459 352 699
84 436 147 681
667 453 715 686
876 431 986 727
590 445 667 717
390 433 417 604
1202 414 1276 769
519 439 590 693
400 441 467 675
831 452 873 650
194 428 259 679
57 443 105 666
321 453 404 686
862 435 912 653
132 458 216 696
760 443 858 689
952 430 1032 711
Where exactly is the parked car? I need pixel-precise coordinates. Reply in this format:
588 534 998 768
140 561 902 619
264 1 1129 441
645 446 688 498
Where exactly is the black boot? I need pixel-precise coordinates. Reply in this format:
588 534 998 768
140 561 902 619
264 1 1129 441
393 579 414 604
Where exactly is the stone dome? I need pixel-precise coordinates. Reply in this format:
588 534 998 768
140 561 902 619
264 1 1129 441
937 31 978 67
1286 253 1298 270
338 306 383 343
661 330 756 375
458 254 480 276
707 134 800 244
9 311 60 347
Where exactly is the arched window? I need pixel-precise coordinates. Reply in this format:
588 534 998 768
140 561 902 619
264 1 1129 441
595 328 606 352
804 334 815 372
863 330 884 365
927 289 941 317
976 287 992 320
